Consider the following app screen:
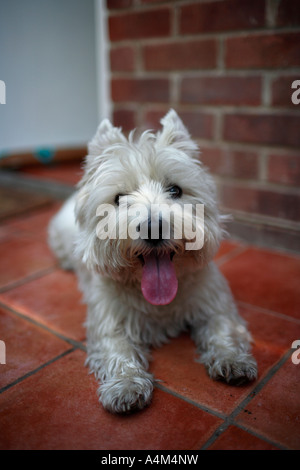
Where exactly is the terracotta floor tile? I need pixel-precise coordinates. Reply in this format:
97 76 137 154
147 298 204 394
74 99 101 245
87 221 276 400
0 236 56 289
0 186 53 221
208 425 279 450
0 306 70 389
242 305 300 373
151 333 252 416
0 202 61 251
221 247 300 319
0 270 86 341
150 305 300 415
0 202 61 239
21 162 83 185
0 202 64 289
236 360 300 449
0 349 222 450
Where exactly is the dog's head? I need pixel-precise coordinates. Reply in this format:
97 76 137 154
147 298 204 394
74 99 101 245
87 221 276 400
75 109 224 305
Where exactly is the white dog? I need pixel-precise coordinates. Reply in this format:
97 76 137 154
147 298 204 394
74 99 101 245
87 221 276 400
48 109 257 414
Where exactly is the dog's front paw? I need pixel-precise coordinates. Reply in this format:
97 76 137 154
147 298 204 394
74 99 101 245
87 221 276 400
206 354 257 386
99 373 154 414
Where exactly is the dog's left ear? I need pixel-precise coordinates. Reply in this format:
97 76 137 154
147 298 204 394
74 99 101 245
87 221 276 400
156 109 199 158
88 118 126 156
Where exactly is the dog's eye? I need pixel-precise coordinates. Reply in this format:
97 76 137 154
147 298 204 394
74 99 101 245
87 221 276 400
168 185 182 199
114 194 125 206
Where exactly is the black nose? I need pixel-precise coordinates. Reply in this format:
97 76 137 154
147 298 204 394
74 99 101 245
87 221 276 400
146 216 163 245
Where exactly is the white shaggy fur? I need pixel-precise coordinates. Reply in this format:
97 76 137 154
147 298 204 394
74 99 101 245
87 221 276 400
48 109 257 414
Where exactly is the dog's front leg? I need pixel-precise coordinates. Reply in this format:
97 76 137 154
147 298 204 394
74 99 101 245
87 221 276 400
192 315 257 385
190 263 257 385
86 332 153 414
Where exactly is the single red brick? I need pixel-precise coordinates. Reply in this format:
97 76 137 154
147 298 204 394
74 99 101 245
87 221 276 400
181 76 262 106
275 0 300 27
267 153 300 185
141 0 166 4
110 46 135 72
143 40 217 71
223 113 300 148
143 109 215 140
180 0 265 34
177 110 215 140
272 75 300 107
200 146 259 179
113 108 136 131
111 78 170 103
109 8 171 41
219 183 300 221
107 0 134 9
143 108 176 131
226 32 300 69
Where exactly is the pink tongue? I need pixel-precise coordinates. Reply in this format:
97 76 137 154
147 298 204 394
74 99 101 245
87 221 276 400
141 253 178 305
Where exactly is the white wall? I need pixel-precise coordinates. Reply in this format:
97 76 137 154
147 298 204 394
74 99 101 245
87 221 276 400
0 0 102 153
94 0 111 124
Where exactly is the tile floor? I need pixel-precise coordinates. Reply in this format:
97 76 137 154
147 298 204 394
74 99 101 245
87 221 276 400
0 162 299 450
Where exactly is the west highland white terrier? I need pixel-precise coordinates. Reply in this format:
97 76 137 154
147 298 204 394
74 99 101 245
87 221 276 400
48 109 257 414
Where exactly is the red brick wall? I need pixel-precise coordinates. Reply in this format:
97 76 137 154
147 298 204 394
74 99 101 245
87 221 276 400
106 0 300 252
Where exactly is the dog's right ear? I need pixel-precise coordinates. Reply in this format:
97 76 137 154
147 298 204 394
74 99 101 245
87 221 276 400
88 119 126 156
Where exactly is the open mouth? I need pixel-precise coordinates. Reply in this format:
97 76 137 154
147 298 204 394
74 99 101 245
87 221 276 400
139 250 178 306
138 250 175 265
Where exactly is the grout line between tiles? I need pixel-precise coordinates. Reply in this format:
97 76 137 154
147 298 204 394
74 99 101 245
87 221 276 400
0 265 58 294
200 349 292 450
203 419 286 451
0 200 59 226
156 379 287 450
0 300 87 351
233 421 287 450
0 171 73 201
215 243 249 266
0 201 56 225
238 300 300 325
0 348 76 396
154 381 226 421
